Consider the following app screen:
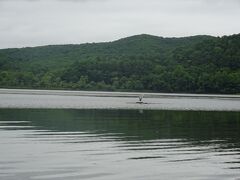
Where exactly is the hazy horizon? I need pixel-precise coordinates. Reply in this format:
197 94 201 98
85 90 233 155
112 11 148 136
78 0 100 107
1 0 240 49
0 33 238 50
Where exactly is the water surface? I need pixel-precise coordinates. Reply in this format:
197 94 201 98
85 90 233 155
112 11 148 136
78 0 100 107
0 89 240 111
0 109 240 180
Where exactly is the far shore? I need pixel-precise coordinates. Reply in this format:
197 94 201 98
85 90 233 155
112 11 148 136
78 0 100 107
0 88 240 99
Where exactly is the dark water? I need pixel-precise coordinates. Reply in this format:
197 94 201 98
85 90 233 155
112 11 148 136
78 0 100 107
0 109 240 180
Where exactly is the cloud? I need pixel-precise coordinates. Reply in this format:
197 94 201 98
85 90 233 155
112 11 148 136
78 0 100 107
0 0 239 49
0 0 107 1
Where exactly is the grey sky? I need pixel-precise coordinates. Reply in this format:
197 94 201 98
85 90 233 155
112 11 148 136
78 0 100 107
0 0 240 49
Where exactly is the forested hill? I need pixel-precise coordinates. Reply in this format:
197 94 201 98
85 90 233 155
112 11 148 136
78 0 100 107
0 34 239 94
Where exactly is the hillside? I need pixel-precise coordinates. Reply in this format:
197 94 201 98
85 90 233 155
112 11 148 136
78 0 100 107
0 34 214 69
0 34 239 94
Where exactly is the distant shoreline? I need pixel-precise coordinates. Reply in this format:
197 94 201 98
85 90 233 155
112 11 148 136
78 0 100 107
1 88 240 99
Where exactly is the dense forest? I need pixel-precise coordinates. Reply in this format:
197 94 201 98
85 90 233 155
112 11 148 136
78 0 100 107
0 34 239 94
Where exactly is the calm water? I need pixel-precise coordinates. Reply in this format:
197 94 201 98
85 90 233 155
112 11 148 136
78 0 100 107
0 109 240 180
0 89 240 111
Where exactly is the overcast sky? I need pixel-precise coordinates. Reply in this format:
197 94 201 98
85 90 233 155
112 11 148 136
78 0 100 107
0 0 240 49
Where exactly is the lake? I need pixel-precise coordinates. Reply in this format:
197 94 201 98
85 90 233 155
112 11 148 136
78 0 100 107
0 89 240 111
0 109 240 180
0 89 240 179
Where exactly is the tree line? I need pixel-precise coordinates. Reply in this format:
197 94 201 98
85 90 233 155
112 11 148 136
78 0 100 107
0 34 239 94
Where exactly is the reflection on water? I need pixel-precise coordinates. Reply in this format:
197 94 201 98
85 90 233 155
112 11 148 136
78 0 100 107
0 109 240 180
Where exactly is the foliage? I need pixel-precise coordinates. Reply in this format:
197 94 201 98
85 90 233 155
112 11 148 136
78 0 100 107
0 34 239 94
